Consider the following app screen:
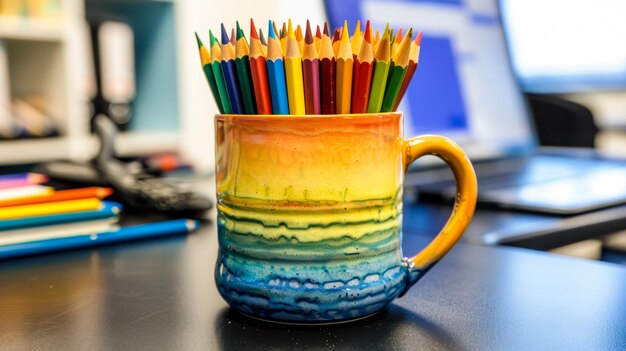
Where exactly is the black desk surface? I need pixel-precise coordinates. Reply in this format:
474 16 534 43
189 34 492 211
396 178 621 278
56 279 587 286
405 201 626 250
1 221 625 350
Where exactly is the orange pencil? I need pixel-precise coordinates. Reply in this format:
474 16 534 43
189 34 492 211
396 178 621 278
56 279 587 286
351 20 374 113
336 21 353 114
296 24 304 55
394 31 423 111
0 187 112 208
391 27 403 57
249 18 273 114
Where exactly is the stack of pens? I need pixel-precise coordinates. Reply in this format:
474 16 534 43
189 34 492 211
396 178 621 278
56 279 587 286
196 19 422 115
0 173 198 260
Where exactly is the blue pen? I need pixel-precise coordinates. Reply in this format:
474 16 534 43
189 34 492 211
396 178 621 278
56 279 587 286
220 23 244 114
266 20 290 114
0 219 199 260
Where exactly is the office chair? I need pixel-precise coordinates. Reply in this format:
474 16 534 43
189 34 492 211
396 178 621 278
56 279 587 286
527 94 599 148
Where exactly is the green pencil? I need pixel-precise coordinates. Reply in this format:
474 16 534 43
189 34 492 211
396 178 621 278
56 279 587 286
367 25 391 113
234 21 257 114
209 30 232 114
195 33 223 113
381 28 412 112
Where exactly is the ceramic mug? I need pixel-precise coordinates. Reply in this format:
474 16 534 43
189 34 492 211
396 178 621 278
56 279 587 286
214 112 477 323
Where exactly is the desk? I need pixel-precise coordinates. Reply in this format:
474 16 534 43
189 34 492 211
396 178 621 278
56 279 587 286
405 202 626 250
1 222 625 350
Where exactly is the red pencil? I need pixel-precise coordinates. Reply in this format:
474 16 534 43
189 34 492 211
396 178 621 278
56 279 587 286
394 31 422 111
351 20 374 113
248 18 273 114
302 20 321 114
320 23 336 114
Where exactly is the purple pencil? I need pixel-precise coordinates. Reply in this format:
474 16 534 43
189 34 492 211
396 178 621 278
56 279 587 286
302 20 321 114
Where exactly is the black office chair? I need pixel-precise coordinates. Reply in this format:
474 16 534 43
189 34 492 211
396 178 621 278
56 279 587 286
526 94 599 148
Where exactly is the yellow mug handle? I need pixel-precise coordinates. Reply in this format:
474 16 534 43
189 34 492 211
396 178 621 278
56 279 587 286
403 135 478 273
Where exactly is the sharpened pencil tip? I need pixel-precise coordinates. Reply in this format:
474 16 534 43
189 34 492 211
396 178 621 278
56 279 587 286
316 25 322 39
341 20 350 44
323 22 330 36
364 20 371 43
236 21 244 40
268 20 276 39
288 18 295 39
415 31 423 45
209 29 218 46
194 32 203 48
250 18 259 39
220 23 229 44
305 20 314 44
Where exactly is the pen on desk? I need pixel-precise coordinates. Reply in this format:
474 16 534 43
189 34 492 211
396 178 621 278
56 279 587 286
0 219 200 260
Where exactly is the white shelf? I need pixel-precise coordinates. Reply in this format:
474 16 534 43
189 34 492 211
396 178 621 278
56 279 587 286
0 137 69 164
0 16 65 42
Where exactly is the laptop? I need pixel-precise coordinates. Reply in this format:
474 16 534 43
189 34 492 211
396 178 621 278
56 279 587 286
324 0 626 215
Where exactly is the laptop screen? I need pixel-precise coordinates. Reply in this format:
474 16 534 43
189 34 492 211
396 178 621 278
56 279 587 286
324 0 536 160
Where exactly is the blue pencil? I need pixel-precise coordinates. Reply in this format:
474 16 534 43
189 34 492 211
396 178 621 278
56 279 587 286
266 21 289 114
0 219 199 260
220 24 244 114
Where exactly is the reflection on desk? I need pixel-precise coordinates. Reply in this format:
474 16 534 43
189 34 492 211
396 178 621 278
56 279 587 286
0 223 625 350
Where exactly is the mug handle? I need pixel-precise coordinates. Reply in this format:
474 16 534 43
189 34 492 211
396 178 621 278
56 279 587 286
402 135 478 284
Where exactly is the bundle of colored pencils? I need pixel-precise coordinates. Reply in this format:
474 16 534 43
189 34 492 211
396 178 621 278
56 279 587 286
196 19 422 115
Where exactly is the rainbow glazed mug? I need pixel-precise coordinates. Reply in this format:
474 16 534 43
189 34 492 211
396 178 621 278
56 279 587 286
214 112 477 323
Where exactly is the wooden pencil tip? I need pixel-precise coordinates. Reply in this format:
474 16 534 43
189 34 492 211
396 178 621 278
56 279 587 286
268 20 276 39
305 20 314 44
259 28 267 46
395 28 403 43
209 29 217 46
364 20 371 43
194 32 203 48
415 31 423 45
341 21 350 44
296 24 303 41
288 19 295 39
236 21 243 40
316 24 322 38
354 19 361 34
323 22 330 36
220 23 229 44
250 19 259 40
230 28 236 44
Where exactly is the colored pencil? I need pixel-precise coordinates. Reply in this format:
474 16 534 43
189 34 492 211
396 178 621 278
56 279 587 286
220 24 244 114
0 219 199 260
391 27 403 58
230 28 236 46
319 23 336 115
266 21 289 114
302 20 320 114
209 30 232 114
0 186 53 201
336 21 354 114
280 22 287 54
234 21 257 114
332 27 341 57
315 25 322 51
259 28 268 56
249 19 273 115
373 30 381 52
351 20 363 61
381 28 413 112
0 173 36 181
284 19 306 115
195 33 224 113
0 198 102 220
394 31 423 111
0 173 47 189
351 20 374 113
0 187 112 208
295 24 304 55
367 25 391 113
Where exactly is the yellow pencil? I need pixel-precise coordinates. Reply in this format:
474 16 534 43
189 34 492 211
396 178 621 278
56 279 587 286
0 198 102 220
351 19 363 60
284 19 306 114
336 20 353 114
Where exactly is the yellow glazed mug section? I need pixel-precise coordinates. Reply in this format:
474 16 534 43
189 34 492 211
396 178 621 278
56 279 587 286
215 112 477 270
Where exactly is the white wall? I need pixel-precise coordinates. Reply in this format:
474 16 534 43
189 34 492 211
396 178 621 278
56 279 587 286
176 0 326 173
